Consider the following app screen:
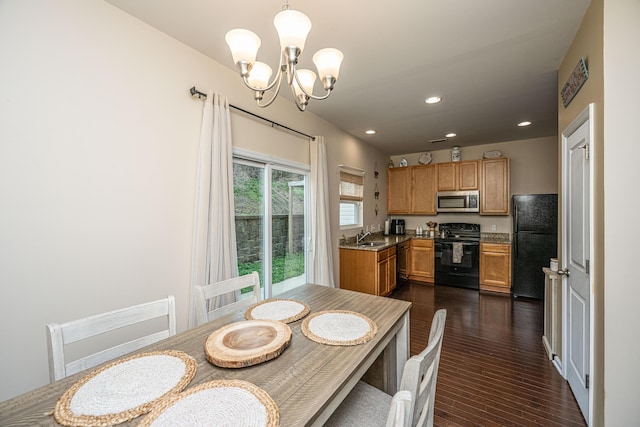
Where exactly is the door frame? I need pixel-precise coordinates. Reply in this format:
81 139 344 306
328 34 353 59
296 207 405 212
233 148 311 298
560 103 595 426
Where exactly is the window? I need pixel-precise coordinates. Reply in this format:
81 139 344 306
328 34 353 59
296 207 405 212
339 171 364 228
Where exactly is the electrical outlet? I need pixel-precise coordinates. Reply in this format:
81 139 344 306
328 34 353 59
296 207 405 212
491 224 497 231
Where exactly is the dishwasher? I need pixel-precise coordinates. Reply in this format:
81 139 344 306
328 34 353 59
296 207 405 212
397 241 409 281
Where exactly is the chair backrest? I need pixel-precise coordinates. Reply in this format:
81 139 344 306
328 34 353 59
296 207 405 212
399 309 447 427
46 295 176 382
194 271 261 326
385 390 414 427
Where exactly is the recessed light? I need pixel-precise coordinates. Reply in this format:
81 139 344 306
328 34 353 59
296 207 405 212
425 96 442 104
445 133 457 138
517 121 532 127
365 129 376 135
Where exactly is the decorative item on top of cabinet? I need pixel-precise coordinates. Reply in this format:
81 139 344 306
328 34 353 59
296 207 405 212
480 157 510 215
437 160 479 191
479 242 511 294
451 146 461 162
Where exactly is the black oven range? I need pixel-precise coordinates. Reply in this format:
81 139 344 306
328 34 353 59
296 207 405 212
434 223 480 290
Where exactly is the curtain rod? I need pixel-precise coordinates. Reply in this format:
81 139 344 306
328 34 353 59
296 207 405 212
189 87 315 141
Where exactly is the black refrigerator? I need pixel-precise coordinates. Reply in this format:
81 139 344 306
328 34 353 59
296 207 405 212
512 194 558 299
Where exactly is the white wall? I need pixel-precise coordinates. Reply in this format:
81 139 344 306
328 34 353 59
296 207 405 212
389 136 558 233
0 0 389 400
603 0 640 423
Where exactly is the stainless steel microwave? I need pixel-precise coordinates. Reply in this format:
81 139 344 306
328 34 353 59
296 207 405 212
436 190 480 213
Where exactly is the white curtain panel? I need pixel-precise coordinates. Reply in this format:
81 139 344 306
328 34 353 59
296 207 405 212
310 136 335 287
188 91 239 328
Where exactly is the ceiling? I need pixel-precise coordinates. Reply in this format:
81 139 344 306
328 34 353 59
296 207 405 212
106 0 590 155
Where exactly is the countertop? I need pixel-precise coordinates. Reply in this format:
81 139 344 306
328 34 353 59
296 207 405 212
340 231 511 251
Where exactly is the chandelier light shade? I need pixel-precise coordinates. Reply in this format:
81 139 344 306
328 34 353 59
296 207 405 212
225 29 261 67
273 9 312 54
225 0 343 111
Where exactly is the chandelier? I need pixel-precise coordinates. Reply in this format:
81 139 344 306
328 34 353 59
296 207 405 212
225 1 344 111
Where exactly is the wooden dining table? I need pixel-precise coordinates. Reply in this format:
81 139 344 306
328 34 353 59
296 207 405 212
0 284 411 426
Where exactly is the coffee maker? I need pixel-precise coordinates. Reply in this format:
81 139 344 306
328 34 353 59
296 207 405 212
390 219 405 235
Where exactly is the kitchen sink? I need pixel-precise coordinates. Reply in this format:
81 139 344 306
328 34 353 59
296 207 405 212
357 241 387 247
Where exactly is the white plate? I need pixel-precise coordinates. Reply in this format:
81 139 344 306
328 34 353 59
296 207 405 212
419 153 432 164
483 150 502 158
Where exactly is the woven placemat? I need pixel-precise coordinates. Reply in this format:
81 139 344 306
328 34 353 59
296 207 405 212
245 298 311 323
54 350 197 427
137 379 279 427
301 310 378 346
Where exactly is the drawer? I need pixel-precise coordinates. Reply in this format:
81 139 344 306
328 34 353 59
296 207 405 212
377 248 390 262
387 245 397 256
481 243 510 253
410 239 433 248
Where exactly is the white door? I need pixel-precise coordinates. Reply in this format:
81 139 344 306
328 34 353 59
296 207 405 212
561 107 592 425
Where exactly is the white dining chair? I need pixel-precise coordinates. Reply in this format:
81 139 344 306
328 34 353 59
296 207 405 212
325 309 447 427
194 271 261 326
325 386 413 427
46 295 176 382
402 308 447 427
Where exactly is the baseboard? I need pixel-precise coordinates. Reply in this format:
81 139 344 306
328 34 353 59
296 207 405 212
552 356 563 376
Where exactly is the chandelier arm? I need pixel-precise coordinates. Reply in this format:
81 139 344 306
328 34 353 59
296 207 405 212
255 71 285 108
288 82 307 111
291 67 333 101
240 54 285 93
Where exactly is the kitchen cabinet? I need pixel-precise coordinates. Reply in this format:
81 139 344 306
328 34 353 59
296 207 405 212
339 245 397 296
480 157 510 215
387 167 410 214
387 165 437 215
479 242 511 294
437 161 479 191
407 239 434 284
410 165 437 214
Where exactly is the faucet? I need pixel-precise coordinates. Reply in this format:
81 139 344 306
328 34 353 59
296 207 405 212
356 230 372 244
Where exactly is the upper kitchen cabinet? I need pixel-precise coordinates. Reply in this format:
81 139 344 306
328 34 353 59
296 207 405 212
437 161 479 191
410 165 437 215
387 167 410 214
388 165 437 215
480 157 510 215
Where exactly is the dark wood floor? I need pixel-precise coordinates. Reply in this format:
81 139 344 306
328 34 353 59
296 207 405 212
390 281 586 427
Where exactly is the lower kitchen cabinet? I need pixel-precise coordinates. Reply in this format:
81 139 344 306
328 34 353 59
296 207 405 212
340 245 397 296
479 242 511 293
408 239 434 284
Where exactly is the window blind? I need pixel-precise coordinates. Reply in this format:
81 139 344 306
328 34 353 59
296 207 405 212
339 171 364 202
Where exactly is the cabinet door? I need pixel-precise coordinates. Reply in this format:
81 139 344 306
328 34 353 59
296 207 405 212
387 167 410 214
377 256 388 296
388 254 397 292
481 158 510 215
410 165 437 214
459 161 479 190
437 163 458 191
479 243 511 292
409 240 434 280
